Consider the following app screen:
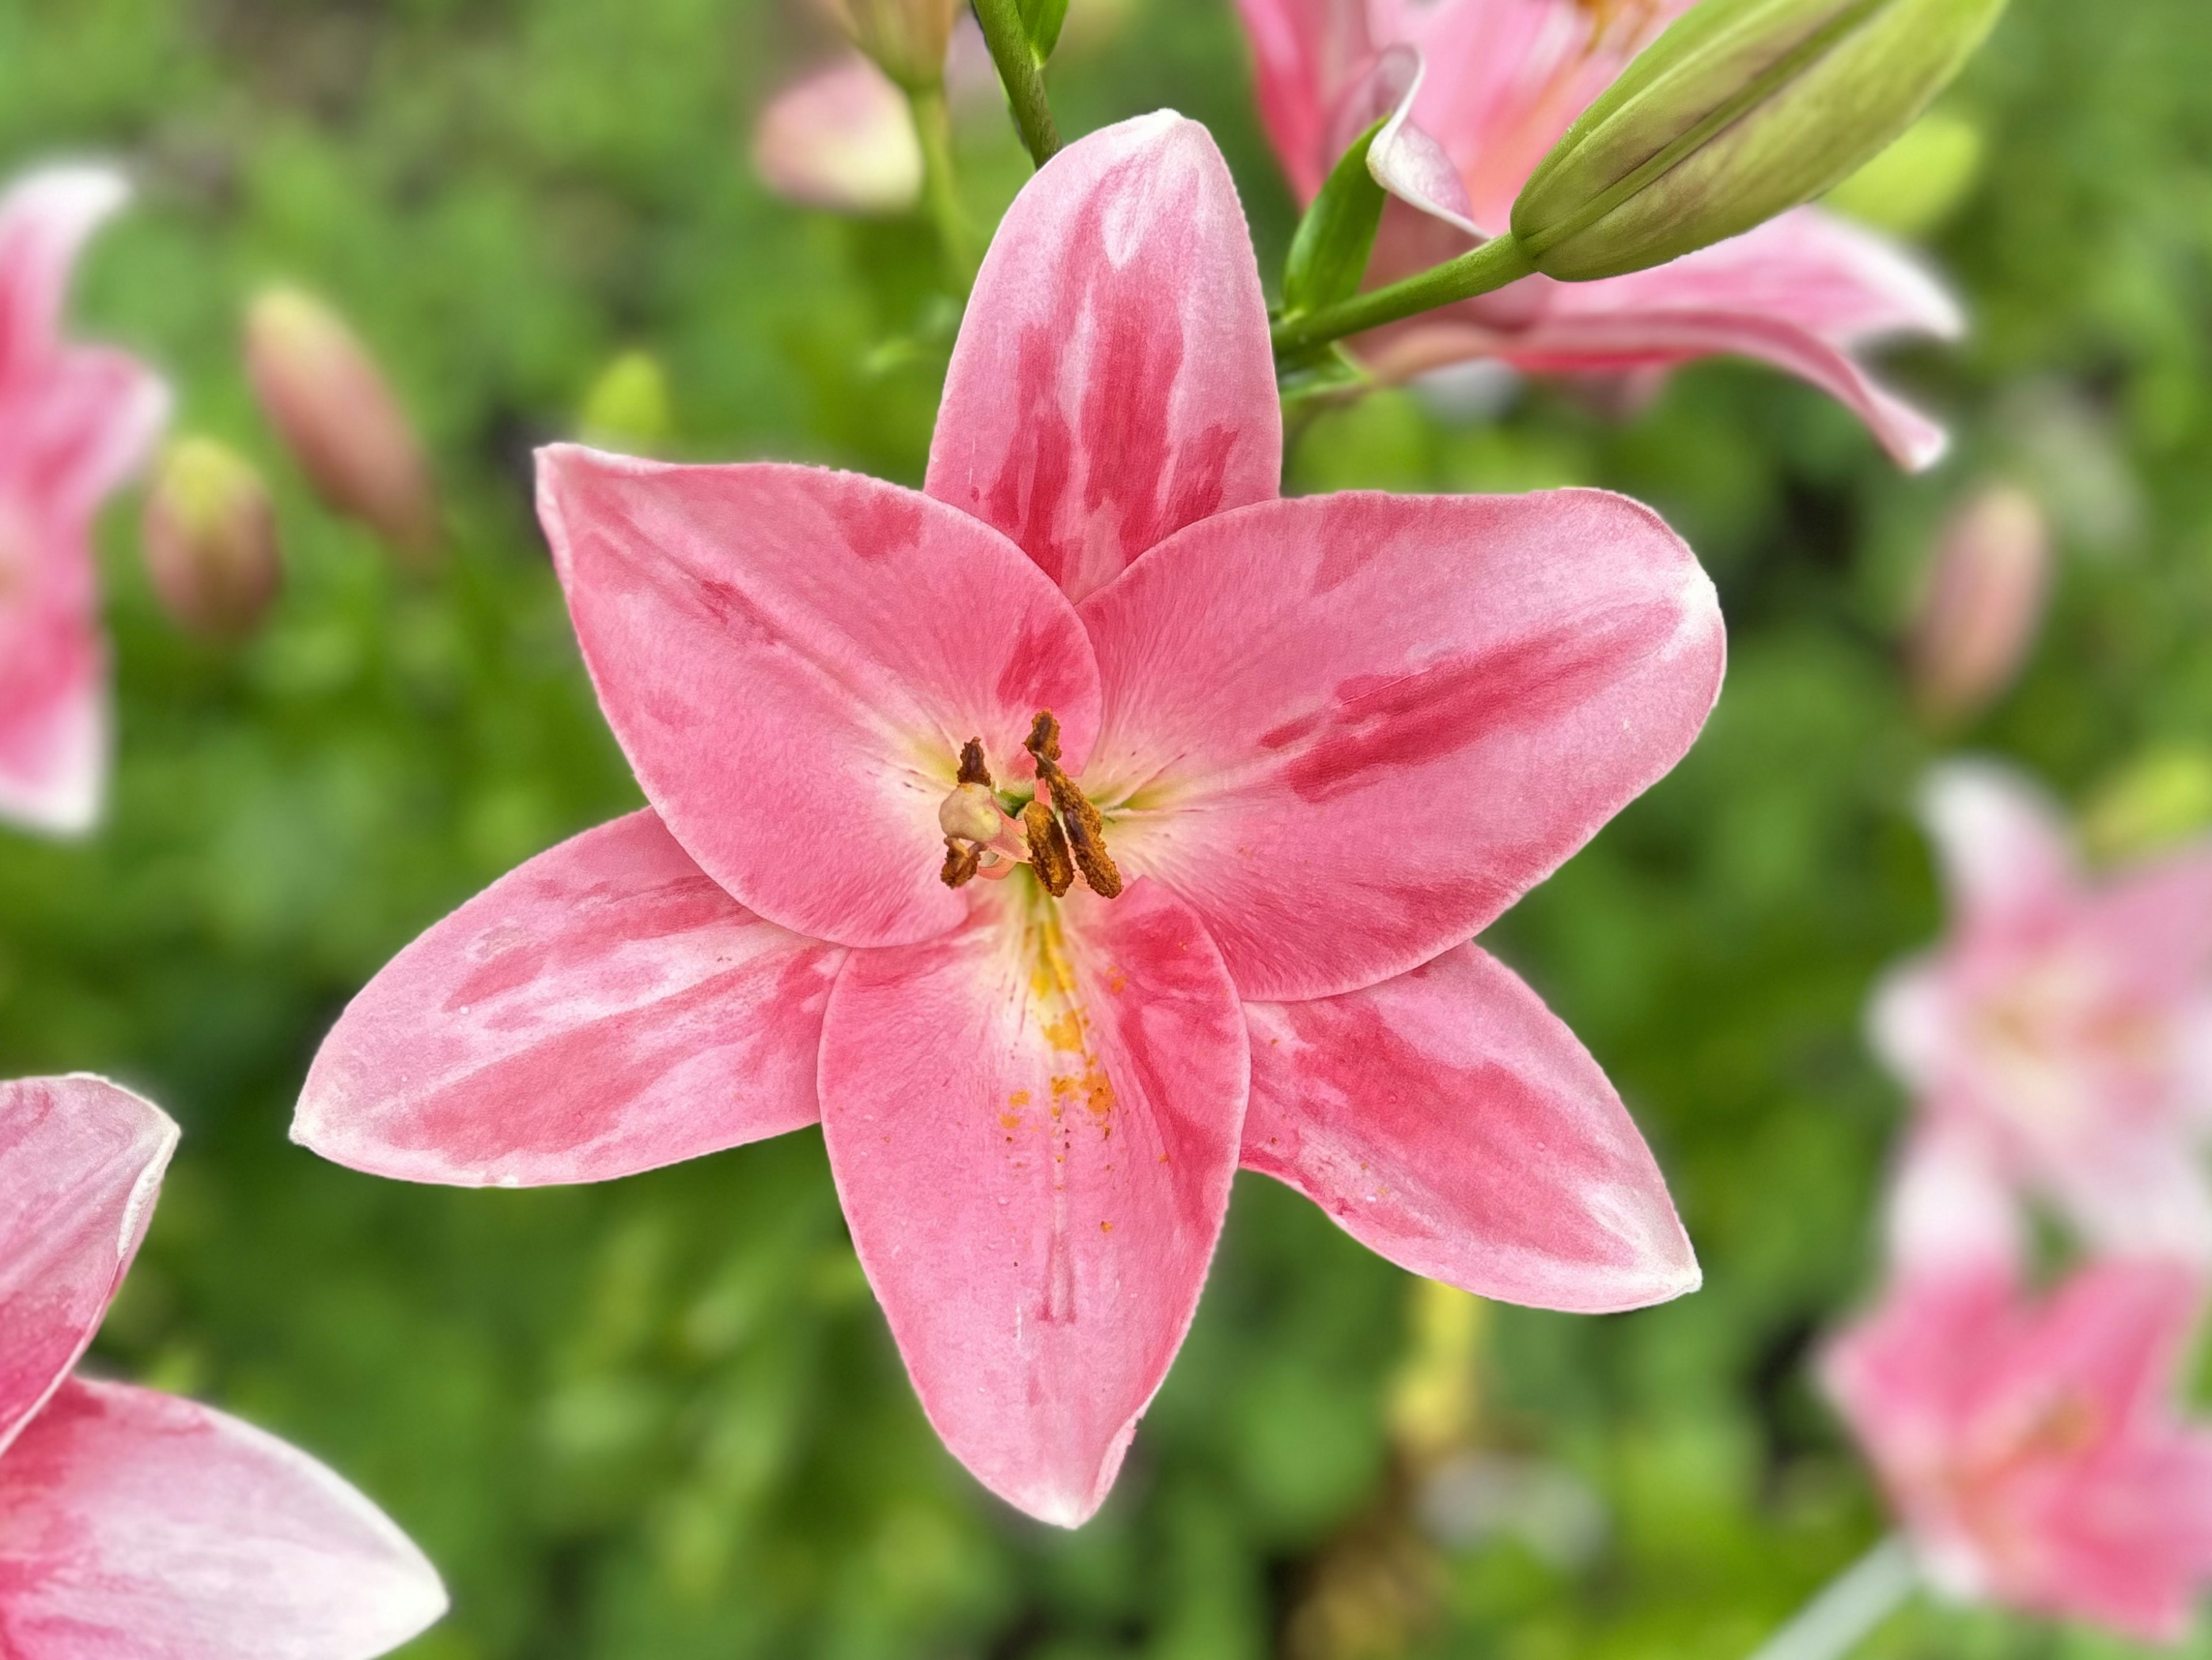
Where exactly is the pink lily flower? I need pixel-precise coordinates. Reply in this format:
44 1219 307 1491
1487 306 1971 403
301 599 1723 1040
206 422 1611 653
1824 1258 2212 1640
1234 0 1964 468
1873 762 2212 1263
0 167 169 834
0 1073 446 1657
292 112 1724 1525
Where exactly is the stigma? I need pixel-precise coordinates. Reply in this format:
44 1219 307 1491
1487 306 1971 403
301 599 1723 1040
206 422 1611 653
936 714 1123 900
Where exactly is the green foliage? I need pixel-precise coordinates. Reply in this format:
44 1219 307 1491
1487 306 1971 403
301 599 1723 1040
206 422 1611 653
6 0 2212 1656
1279 118 1389 317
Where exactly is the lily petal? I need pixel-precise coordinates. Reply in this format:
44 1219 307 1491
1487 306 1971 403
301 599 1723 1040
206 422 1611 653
537 447 1100 948
0 634 105 838
1233 0 1377 201
1080 489 1724 1001
925 112 1281 604
818 879 1247 1525
295 810 841 1188
1244 943 1696 1311
0 1075 174 1458
0 168 132 383
1919 759 2078 933
0 1377 446 1660
1357 48 1481 236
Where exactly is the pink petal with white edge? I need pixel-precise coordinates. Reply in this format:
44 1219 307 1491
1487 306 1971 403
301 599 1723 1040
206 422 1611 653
295 810 841 1188
537 448 1100 949
0 1378 446 1660
818 879 1247 1525
1881 1122 2024 1279
0 655 105 837
1919 759 2078 933
1244 943 1696 1312
0 168 134 380
1353 48 1481 236
1080 489 1724 1001
0 1075 174 1458
925 112 1281 604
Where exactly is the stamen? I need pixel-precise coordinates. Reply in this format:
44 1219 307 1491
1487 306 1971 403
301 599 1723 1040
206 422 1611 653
1022 799 1074 897
957 738 993 788
1024 711 1124 899
940 837 982 888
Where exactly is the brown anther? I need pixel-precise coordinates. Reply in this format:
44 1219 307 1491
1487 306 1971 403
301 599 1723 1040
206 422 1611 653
1024 708 1123 899
940 837 982 890
1024 710 1062 766
957 737 993 788
1047 774 1122 898
1021 799 1074 897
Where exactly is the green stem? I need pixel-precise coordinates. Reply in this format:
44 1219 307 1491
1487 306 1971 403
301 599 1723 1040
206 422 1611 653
971 0 1060 168
1274 231 1531 362
1270 232 1537 361
906 82 972 282
1746 1535 1918 1660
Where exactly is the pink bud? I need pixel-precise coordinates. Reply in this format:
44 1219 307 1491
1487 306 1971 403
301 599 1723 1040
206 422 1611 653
245 287 439 564
1907 482 2052 726
752 55 923 215
140 438 282 640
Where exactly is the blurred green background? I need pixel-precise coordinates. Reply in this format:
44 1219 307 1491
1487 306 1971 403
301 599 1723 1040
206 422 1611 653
6 0 2212 1654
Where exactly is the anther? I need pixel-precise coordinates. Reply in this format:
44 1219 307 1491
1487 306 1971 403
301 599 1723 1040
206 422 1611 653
940 837 982 888
1022 799 1074 897
957 738 993 788
1024 710 1124 899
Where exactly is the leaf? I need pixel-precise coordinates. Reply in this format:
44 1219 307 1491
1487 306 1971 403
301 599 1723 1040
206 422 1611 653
1017 0 1070 60
1279 118 1389 317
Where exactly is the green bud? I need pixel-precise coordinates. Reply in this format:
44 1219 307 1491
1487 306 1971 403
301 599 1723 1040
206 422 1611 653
1511 0 2009 282
141 438 282 641
1825 107 1985 235
578 351 675 454
827 0 960 90
2082 747 2212 866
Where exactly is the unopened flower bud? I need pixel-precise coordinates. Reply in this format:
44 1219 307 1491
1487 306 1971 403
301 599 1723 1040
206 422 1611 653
245 286 440 564
821 0 959 90
2082 748 2212 865
938 781 1004 844
752 56 924 217
141 437 281 640
577 350 675 453
1512 0 2010 282
1906 482 2051 726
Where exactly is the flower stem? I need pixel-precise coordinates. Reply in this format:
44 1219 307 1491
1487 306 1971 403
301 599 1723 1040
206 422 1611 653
971 0 1060 168
1747 1535 1920 1660
906 81 973 282
1270 232 1536 362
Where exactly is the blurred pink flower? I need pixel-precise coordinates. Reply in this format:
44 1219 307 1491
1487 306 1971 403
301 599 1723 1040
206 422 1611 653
0 168 168 835
0 1073 446 1657
1234 0 1964 467
1825 1258 2212 1640
752 54 925 214
294 113 1723 1525
1873 762 2212 1262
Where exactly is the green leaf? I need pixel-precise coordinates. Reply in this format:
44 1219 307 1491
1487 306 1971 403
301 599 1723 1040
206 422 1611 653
1017 0 1070 60
1279 117 1389 317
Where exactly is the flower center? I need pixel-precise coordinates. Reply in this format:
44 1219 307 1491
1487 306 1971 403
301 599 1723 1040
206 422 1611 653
935 710 1124 900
